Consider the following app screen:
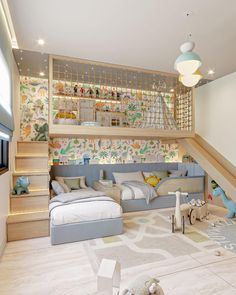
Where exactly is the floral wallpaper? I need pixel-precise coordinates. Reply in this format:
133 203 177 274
20 76 48 141
49 138 178 165
19 76 179 165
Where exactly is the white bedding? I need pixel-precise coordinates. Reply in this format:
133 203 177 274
50 188 122 226
120 184 146 200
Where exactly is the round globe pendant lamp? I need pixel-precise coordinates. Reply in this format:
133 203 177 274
179 69 203 87
175 41 202 75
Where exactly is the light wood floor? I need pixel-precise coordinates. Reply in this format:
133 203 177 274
1 206 236 295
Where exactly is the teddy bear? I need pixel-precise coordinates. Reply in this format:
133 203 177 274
121 275 164 295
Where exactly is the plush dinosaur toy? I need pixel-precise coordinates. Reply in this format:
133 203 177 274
210 180 236 218
12 176 30 195
33 123 48 141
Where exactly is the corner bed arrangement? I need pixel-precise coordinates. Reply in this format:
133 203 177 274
49 163 204 245
113 169 204 213
50 176 123 245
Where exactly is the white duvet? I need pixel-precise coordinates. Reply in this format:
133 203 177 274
50 188 122 226
119 184 146 200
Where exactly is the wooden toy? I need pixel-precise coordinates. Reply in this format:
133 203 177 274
97 259 121 295
169 190 198 234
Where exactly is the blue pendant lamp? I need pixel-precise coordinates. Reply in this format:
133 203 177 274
175 41 202 87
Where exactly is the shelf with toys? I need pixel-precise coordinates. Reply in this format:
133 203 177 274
49 55 194 138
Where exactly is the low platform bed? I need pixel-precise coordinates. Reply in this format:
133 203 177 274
120 175 205 212
49 187 123 245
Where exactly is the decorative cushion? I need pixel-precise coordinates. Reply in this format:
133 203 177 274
55 176 87 189
113 171 144 184
168 170 187 177
145 176 161 187
64 178 80 190
51 180 65 195
143 170 168 179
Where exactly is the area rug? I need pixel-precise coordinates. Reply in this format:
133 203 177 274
85 208 221 271
207 219 236 253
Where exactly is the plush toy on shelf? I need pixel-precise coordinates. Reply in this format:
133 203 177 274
209 180 236 218
12 176 30 195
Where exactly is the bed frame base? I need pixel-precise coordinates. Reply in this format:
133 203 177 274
121 193 204 213
50 217 123 245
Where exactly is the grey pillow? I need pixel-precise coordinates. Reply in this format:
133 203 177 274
51 180 65 195
168 170 187 177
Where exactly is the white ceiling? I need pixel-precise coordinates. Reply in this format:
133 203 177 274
8 0 236 79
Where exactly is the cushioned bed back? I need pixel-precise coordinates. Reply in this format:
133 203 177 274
50 162 179 187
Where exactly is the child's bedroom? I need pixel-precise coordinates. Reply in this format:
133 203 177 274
0 1 236 294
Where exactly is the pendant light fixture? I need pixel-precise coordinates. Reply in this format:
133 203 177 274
179 69 203 87
175 41 202 75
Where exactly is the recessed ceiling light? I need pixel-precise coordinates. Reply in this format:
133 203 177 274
170 88 174 92
208 69 215 75
39 71 45 76
20 57 23 60
38 39 45 45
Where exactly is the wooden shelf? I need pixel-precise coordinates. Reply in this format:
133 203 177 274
53 94 122 103
49 124 195 139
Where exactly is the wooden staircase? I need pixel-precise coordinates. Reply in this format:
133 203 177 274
7 141 50 242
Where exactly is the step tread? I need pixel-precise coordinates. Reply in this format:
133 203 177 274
17 141 48 144
7 210 49 224
16 153 48 158
13 170 49 176
11 189 49 198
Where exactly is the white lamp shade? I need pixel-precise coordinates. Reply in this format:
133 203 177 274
175 52 202 75
179 70 203 87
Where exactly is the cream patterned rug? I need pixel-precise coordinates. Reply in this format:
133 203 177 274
85 207 223 271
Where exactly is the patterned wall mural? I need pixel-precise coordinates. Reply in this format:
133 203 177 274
20 76 179 165
49 138 178 165
20 76 48 141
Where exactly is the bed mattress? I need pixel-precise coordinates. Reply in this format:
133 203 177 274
120 184 146 200
50 188 122 226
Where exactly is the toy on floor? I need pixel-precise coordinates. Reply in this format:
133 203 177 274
122 275 165 295
209 180 236 219
168 190 192 234
188 198 209 221
12 176 30 195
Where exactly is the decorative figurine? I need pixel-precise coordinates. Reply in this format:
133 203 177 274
87 87 94 97
96 88 100 98
12 176 30 195
80 87 85 97
74 84 78 96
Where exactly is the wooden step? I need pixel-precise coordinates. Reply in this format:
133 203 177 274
15 154 48 172
7 211 49 241
17 141 48 154
13 171 49 190
10 195 49 213
11 188 49 197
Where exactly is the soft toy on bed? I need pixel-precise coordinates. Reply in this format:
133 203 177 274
144 176 161 187
122 275 165 295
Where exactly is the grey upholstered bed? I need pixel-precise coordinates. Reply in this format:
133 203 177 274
50 217 123 245
49 188 123 245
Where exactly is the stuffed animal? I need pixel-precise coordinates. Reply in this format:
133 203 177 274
210 180 236 218
33 123 48 141
12 176 30 195
121 275 164 295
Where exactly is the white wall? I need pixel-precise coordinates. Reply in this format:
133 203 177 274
0 172 10 256
195 72 236 166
